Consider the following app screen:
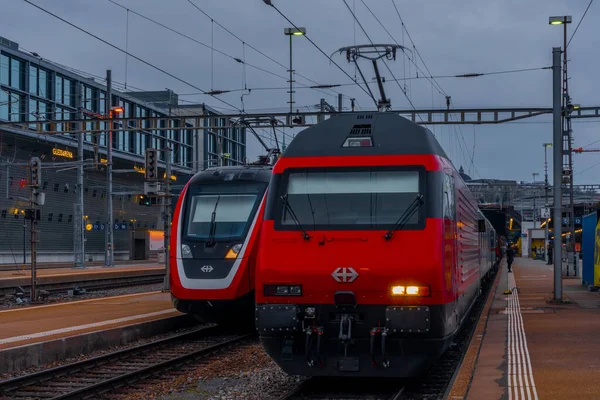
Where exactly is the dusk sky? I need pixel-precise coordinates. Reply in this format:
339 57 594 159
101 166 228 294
4 0 600 183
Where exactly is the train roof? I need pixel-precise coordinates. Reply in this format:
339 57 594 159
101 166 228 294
283 112 448 159
188 165 272 185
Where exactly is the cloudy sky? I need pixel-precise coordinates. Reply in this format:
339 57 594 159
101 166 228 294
4 0 600 183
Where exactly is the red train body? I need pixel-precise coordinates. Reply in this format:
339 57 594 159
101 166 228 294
170 165 271 325
255 112 497 377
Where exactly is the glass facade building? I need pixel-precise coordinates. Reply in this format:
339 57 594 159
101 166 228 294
0 37 246 173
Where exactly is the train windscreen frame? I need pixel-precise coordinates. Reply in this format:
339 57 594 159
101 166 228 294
274 166 426 231
183 181 267 242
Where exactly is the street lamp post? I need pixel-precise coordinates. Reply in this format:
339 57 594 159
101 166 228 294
532 172 539 222
284 27 306 152
550 15 577 276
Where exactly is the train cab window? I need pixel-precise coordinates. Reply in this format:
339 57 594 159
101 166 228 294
443 174 455 220
183 181 267 241
279 167 423 231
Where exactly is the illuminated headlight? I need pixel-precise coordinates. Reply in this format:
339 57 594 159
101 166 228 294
264 284 302 296
225 243 242 259
181 244 192 259
391 285 430 296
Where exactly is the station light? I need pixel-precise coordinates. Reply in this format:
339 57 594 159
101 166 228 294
111 106 124 114
284 27 306 36
549 16 572 25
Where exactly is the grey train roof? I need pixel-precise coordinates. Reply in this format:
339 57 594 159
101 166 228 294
188 165 272 185
283 112 449 159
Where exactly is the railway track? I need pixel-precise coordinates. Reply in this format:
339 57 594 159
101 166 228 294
276 377 406 400
0 274 165 297
0 325 253 400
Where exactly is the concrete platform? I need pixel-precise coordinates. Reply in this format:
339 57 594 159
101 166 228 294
0 291 186 372
448 257 600 400
0 263 165 295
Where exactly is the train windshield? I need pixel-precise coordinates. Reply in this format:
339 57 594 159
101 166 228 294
279 167 423 230
184 182 266 241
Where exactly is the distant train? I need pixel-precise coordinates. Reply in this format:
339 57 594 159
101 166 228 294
170 165 272 325
254 112 498 377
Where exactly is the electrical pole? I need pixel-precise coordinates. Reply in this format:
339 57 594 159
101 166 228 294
29 157 40 303
163 146 172 291
75 82 85 268
552 47 563 301
104 69 114 267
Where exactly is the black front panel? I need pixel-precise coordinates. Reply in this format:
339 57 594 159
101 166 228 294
182 258 236 279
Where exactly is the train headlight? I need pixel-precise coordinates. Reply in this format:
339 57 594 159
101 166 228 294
181 244 192 259
263 284 302 296
225 243 242 259
391 285 430 296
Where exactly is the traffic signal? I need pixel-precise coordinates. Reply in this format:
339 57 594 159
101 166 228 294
138 195 158 206
138 195 151 206
145 148 158 180
30 157 41 188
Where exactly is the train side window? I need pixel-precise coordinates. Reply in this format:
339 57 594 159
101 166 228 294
443 174 455 219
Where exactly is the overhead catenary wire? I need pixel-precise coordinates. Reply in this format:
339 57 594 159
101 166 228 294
22 0 241 112
567 0 595 48
185 0 352 100
262 1 376 106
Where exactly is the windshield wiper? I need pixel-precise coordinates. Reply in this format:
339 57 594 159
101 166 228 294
206 195 221 247
280 194 311 240
383 194 424 240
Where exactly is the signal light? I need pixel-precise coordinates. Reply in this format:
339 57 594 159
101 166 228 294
19 178 27 188
30 157 41 188
391 285 430 296
145 148 158 180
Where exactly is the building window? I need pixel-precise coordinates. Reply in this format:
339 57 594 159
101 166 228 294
84 187 89 194
54 183 59 192
0 210 6 218
55 75 75 107
57 214 63 223
63 185 69 193
42 181 48 190
14 211 19 219
92 189 97 197
9 57 24 90
68 214 73 223
0 54 8 85
0 90 23 122
48 213 53 222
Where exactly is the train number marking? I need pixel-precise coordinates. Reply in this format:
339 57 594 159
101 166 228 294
201 265 214 273
331 267 358 283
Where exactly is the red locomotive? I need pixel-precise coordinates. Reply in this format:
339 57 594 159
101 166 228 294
255 112 497 377
170 165 272 325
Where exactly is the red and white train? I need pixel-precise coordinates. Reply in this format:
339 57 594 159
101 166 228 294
170 165 272 325
254 112 498 377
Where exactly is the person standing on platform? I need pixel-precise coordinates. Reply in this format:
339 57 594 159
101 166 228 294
506 243 515 273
